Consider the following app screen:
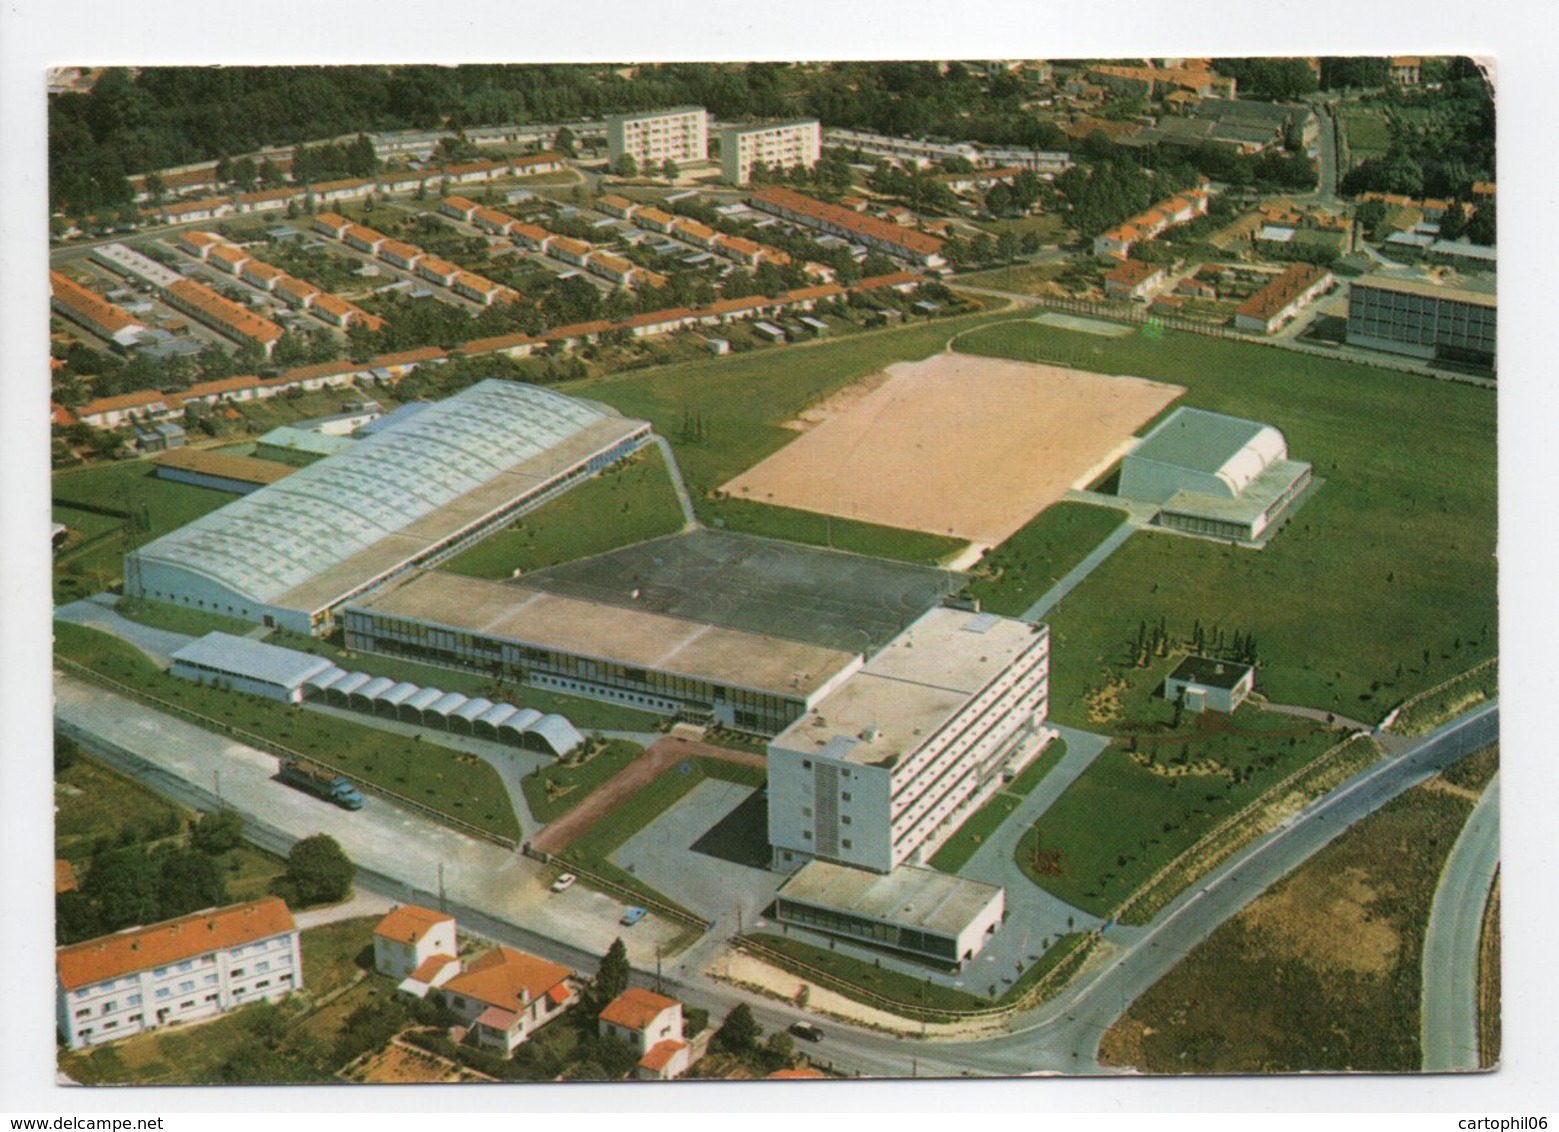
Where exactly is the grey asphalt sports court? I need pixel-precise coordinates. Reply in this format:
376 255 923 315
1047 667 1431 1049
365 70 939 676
513 528 964 653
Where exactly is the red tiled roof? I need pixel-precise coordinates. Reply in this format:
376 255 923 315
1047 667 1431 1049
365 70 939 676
408 954 459 983
77 389 170 417
441 196 480 213
752 187 945 258
600 987 679 1031
371 346 447 367
57 898 295 990
183 374 263 398
1104 259 1161 286
513 151 564 169
55 860 78 894
441 946 573 1011
639 1039 688 1073
1235 262 1330 323
50 272 142 336
371 904 452 948
166 279 284 345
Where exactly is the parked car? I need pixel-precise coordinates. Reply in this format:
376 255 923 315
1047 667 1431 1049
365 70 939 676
789 1022 824 1043
620 906 648 926
550 873 577 893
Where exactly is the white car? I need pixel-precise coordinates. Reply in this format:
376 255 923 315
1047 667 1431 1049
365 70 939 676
550 873 577 893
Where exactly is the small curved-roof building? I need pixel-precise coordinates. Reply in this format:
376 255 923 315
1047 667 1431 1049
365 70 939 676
127 379 651 634
1118 407 1314 543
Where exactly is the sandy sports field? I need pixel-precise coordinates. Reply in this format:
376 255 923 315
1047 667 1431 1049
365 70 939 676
721 353 1184 546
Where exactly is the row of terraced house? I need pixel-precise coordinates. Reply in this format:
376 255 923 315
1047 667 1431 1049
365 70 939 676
175 230 385 333
436 196 669 292
312 211 524 307
134 152 569 228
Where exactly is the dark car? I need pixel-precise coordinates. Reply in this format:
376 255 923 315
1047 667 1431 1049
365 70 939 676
789 1022 824 1043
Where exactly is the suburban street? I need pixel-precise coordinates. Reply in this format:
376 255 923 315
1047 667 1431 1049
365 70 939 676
54 660 1498 1079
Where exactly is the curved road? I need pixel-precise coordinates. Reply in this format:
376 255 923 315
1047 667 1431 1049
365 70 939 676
55 670 1497 1079
1421 773 1500 1071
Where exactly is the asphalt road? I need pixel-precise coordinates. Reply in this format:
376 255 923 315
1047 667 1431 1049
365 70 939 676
55 668 1497 1079
1421 773 1500 1071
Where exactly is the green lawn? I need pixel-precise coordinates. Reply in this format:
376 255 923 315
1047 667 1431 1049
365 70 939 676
1017 714 1340 917
1338 104 1393 159
114 598 260 639
53 462 236 602
441 446 686 578
55 621 522 844
55 750 187 862
950 261 1069 295
299 916 379 1000
954 319 1497 723
522 740 644 825
961 502 1129 615
928 739 1069 873
702 496 967 566
560 308 1013 508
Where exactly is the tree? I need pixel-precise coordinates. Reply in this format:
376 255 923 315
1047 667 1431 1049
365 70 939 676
554 126 577 157
595 937 630 1003
714 1002 762 1054
1466 200 1495 246
156 848 229 919
613 153 638 179
191 808 245 855
763 1030 795 1071
285 833 354 905
82 847 161 932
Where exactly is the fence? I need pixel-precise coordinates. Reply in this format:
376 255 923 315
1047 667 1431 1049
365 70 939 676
730 929 1100 1027
1001 294 1497 389
56 656 519 850
1384 657 1499 736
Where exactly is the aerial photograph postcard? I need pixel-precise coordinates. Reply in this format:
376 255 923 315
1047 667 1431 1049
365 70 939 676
41 53 1500 1087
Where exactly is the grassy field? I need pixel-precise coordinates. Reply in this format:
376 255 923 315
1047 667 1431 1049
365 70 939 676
1098 773 1478 1073
954 318 1497 725
928 739 1069 874
114 598 260 639
52 462 235 602
961 502 1129 615
56 621 522 844
952 261 1070 296
1338 104 1393 159
521 740 644 825
441 446 686 578
1017 711 1340 916
701 496 967 566
55 750 186 862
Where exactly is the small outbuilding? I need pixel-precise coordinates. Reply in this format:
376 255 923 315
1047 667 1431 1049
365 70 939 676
1163 655 1255 714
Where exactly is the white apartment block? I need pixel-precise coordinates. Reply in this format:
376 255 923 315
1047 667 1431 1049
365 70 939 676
56 898 302 1050
607 106 709 169
768 607 1052 875
720 120 822 185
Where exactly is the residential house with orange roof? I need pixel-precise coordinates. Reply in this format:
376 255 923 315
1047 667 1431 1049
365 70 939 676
547 236 594 268
311 177 374 204
207 243 251 275
510 222 552 252
276 275 321 309
240 260 287 292
75 389 179 429
451 271 515 306
373 904 459 986
378 239 426 272
596 194 637 219
750 187 946 268
587 251 640 287
441 159 508 184
417 256 462 287
1233 262 1334 335
1103 258 1167 301
511 152 567 176
50 272 147 348
312 292 385 331
313 213 352 240
439 946 577 1056
56 897 301 1050
176 230 226 259
633 206 678 234
472 207 519 236
598 987 691 1080
670 217 718 248
234 187 294 214
343 224 389 256
438 196 481 223
163 279 285 355
157 196 235 224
